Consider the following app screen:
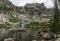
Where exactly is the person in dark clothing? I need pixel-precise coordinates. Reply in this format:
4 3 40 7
19 19 22 28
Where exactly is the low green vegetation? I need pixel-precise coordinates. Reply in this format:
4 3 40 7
25 22 50 31
25 22 41 31
9 16 19 23
0 22 11 29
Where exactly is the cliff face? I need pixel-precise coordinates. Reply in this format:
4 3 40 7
25 3 54 16
0 0 54 24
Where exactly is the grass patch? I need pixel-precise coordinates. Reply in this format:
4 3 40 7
0 22 11 29
25 22 50 31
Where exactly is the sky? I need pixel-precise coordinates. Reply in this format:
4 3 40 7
9 0 54 8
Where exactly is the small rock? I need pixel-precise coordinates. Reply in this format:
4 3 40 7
32 40 37 41
55 38 60 41
4 37 14 41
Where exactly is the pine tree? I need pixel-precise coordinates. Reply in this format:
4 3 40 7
51 0 60 33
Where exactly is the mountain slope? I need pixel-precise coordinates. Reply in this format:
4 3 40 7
0 0 54 26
